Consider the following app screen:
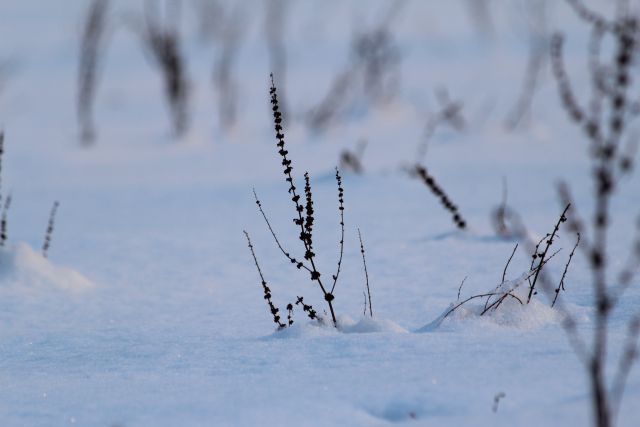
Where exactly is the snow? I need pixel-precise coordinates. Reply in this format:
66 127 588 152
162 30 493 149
0 242 93 293
0 0 639 426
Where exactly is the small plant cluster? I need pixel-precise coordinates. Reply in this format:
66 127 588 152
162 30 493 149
526 204 571 303
445 204 579 320
411 165 467 230
244 75 371 329
0 132 60 256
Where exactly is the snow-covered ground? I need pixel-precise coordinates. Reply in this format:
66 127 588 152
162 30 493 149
0 1 639 426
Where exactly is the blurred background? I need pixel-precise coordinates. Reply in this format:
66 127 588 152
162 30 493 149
0 0 607 153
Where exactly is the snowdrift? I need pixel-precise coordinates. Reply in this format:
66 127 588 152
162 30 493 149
0 242 93 293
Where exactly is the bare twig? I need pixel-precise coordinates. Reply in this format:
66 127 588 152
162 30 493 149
502 244 519 284
457 276 468 301
358 228 372 317
243 230 286 329
527 204 570 303
331 169 345 294
552 232 580 307
253 189 311 273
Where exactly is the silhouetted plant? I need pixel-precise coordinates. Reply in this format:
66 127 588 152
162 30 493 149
140 0 190 138
295 296 317 320
527 204 570 303
243 230 286 329
445 205 578 320
552 232 581 307
410 165 467 230
42 201 60 258
249 76 368 328
77 0 110 145
286 303 294 326
331 169 345 293
244 230 323 329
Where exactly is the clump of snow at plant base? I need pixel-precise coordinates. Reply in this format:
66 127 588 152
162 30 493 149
0 1 639 426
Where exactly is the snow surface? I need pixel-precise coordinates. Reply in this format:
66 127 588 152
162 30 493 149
0 242 93 293
0 0 639 426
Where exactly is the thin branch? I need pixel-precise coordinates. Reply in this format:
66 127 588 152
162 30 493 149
457 276 468 301
443 292 502 320
243 230 286 328
502 243 519 284
331 168 345 294
528 204 571 303
253 189 311 273
481 292 524 315
358 228 372 317
552 232 580 307
497 206 590 363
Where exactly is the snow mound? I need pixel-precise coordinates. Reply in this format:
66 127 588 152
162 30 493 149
460 296 563 330
270 315 407 338
417 289 564 332
362 394 454 423
0 242 93 292
339 316 408 334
